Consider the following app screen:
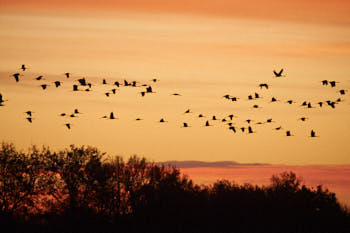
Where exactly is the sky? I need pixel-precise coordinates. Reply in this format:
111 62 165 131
0 0 350 166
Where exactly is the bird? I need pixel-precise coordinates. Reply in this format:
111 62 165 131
298 117 308 121
266 118 274 123
228 114 235 120
74 109 80 114
274 126 282 130
151 78 158 83
231 97 239 101
246 119 252 124
102 79 107 85
25 111 33 116
140 91 146 97
198 114 204 118
124 80 129 86
286 100 295 104
248 126 254 134
73 85 79 91
273 69 284 77
248 95 253 100
65 73 70 78
336 98 342 103
271 97 278 102
60 113 66 117
307 102 313 108
240 127 246 132
310 130 318 138
105 92 110 97
229 126 236 133
159 118 167 123
259 83 269 89
77 78 87 86
109 112 116 119
301 101 308 106
111 89 117 94
223 94 231 99
12 73 20 82
88 83 92 88
40 84 48 90
254 93 260 99
34 76 43 81
114 81 120 87
70 114 76 118
329 81 338 87
205 121 211 127
326 101 336 108
131 81 137 87
321 80 328 86
65 123 71 129
0 93 7 104
212 116 217 120
339 89 347 95
183 122 190 127
318 102 323 107
53 81 62 87
135 118 143 121
20 64 27 71
253 105 260 108
146 86 153 93
172 93 181 96
26 117 32 123
286 131 293 136
184 109 191 114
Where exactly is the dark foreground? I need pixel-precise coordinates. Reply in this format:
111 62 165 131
0 142 349 233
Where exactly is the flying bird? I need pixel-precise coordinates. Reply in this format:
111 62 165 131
259 83 269 89
329 81 338 87
12 73 20 82
65 123 71 129
205 121 211 127
53 81 62 87
310 130 318 138
182 122 190 128
34 76 43 81
73 85 78 91
103 79 107 85
339 89 347 95
273 69 284 77
159 118 167 123
20 64 27 71
65 73 70 78
25 111 33 116
286 131 293 136
40 84 48 90
172 93 181 96
248 126 254 134
26 117 32 123
321 80 328 86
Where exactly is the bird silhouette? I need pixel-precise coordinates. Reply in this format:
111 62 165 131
78 78 87 86
35 76 44 81
26 117 32 123
248 95 253 100
301 101 307 106
310 130 318 137
318 102 323 107
246 119 252 124
298 117 308 121
307 103 313 108
60 113 66 117
184 109 191 114
40 84 48 90
240 127 246 132
231 97 239 101
326 101 336 108
212 116 217 120
286 131 293 136
248 126 254 134
65 73 70 78
172 93 181 96
229 126 236 133
339 89 347 95
321 80 328 86
286 100 295 104
74 109 80 114
254 93 260 99
0 93 7 105
271 97 278 102
135 118 143 121
159 118 167 123
329 81 338 87
102 79 107 85
12 73 20 82
20 64 27 71
273 69 284 77
274 126 282 130
65 123 71 129
114 81 120 87
109 112 116 119
205 121 211 127
53 81 62 87
223 94 231 99
198 114 204 118
253 105 260 108
146 86 153 93
25 111 33 116
140 91 146 97
228 114 235 120
183 122 190 127
151 78 158 83
73 85 79 91
111 89 117 94
124 80 129 86
105 92 110 97
259 83 269 89
266 118 274 123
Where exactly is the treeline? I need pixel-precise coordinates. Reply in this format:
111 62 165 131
0 142 349 233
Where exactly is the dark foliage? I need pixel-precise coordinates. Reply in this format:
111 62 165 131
0 142 349 233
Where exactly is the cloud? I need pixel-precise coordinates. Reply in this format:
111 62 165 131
159 160 266 168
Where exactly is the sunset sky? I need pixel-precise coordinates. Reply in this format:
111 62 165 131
0 0 350 167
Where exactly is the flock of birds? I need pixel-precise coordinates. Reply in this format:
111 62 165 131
0 65 348 138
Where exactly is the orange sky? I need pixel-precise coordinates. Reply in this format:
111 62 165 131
1 0 350 25
0 0 349 165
